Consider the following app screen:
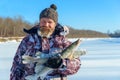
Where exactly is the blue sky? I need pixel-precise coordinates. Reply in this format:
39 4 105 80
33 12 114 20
0 0 120 33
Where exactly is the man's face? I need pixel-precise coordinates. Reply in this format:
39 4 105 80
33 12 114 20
39 18 56 37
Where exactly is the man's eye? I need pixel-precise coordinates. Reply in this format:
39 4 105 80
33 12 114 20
48 22 52 24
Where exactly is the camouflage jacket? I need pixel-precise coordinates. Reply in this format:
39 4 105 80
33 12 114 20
10 33 81 80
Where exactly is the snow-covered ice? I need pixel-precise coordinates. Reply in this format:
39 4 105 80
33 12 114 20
0 38 120 80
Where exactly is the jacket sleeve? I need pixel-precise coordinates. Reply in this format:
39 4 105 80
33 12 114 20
58 38 81 75
10 36 29 80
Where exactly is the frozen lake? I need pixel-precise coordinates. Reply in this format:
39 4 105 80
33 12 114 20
0 38 120 80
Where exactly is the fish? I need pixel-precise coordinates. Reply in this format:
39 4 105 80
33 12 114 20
22 38 86 80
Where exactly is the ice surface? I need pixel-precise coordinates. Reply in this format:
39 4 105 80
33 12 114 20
0 38 120 80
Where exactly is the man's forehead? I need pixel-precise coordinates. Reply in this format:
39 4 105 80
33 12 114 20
40 18 54 21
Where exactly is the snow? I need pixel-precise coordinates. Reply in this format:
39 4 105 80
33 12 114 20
0 38 120 80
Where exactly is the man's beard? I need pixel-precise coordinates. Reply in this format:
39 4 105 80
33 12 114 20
38 26 55 38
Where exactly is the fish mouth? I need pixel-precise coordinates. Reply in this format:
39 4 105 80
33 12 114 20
76 38 81 46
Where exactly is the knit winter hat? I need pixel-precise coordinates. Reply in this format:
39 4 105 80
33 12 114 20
40 4 58 24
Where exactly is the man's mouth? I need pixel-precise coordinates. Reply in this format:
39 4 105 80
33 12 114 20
38 27 54 38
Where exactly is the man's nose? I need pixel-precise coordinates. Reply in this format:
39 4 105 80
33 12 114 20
44 22 49 27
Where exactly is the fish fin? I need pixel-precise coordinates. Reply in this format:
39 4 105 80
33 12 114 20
35 51 41 57
67 53 74 60
22 60 31 64
22 55 34 60
22 55 39 64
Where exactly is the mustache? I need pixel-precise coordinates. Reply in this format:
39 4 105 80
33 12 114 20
38 26 55 38
40 27 52 32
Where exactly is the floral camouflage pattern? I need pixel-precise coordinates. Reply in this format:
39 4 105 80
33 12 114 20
10 34 81 80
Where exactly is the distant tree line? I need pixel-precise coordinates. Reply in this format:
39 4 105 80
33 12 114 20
0 16 110 38
66 27 109 38
107 30 120 38
0 16 32 37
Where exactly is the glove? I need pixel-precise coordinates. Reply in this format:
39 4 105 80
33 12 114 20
43 55 63 69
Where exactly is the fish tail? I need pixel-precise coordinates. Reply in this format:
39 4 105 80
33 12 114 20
22 55 36 64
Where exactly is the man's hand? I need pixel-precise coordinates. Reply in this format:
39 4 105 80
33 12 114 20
43 55 63 69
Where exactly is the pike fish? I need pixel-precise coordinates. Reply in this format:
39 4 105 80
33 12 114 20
22 38 86 80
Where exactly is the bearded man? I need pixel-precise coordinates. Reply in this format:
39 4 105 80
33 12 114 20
10 4 81 80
